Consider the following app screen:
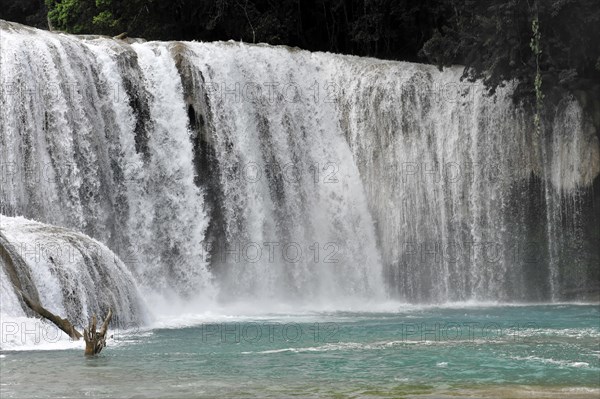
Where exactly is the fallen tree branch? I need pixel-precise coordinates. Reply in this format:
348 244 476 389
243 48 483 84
19 291 113 355
19 292 82 340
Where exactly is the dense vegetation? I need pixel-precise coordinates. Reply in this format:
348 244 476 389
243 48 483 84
1 0 599 106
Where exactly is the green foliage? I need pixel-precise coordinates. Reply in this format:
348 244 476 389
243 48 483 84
92 10 116 30
45 0 85 33
45 0 121 34
421 0 600 105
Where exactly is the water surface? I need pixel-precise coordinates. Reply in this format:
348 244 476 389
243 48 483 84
2 304 598 398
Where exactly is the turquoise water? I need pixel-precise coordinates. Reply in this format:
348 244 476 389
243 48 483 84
1 305 599 398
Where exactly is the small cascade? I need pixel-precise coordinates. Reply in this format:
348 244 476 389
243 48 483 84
0 216 145 327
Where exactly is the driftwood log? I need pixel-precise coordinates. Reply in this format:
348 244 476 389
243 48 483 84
84 308 113 356
20 293 82 340
19 291 112 355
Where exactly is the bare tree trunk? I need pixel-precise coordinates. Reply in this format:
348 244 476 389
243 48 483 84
19 292 82 340
19 291 113 355
84 308 113 356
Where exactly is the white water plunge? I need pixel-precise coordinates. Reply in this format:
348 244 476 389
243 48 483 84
0 216 145 326
1 22 598 318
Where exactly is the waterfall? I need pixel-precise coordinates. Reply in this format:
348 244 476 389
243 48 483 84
1 20 598 315
0 22 213 302
334 61 599 301
177 42 385 304
0 216 144 328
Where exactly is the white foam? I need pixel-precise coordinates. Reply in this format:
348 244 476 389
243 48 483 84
0 315 144 352
0 316 84 351
510 355 591 368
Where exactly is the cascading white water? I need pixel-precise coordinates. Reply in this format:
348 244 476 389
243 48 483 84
0 22 213 303
1 21 598 319
180 42 385 305
0 215 144 327
332 60 599 301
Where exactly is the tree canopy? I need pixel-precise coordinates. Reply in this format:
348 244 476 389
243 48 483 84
421 0 600 103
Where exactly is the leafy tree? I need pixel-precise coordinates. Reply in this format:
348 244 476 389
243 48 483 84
421 0 600 105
